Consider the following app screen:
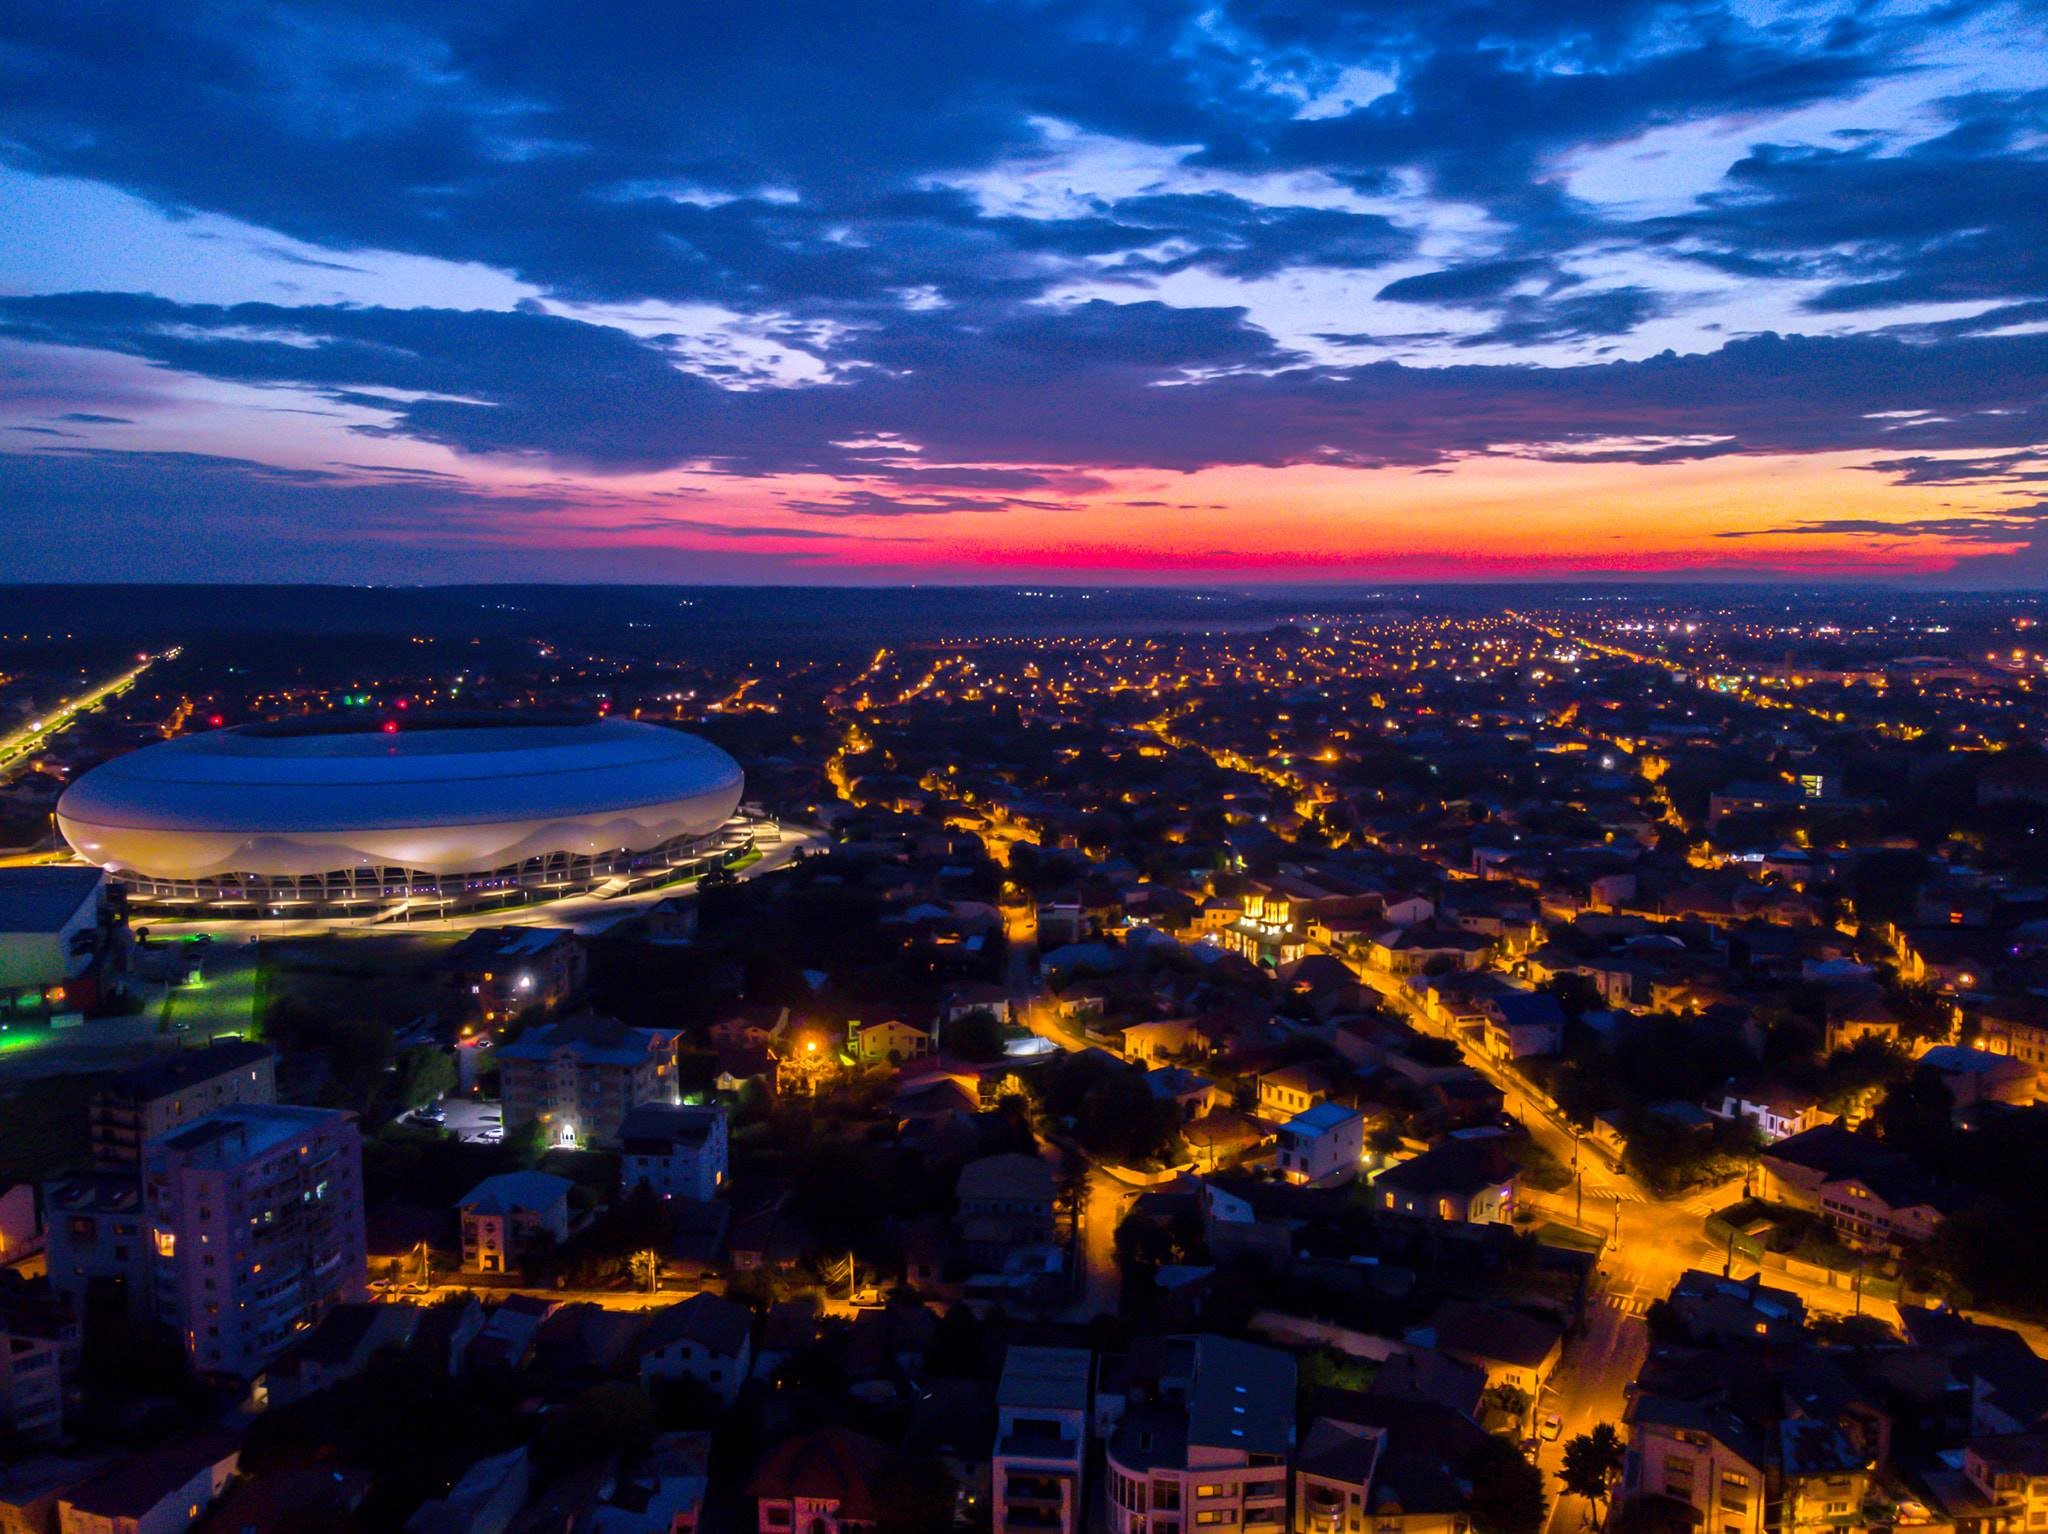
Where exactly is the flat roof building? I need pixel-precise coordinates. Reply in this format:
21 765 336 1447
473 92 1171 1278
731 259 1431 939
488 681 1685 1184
89 1040 276 1171
0 865 106 998
144 1104 366 1380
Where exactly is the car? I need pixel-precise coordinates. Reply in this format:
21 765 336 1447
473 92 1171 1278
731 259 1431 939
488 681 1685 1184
1520 1438 1541 1460
1540 1413 1564 1442
416 1103 446 1124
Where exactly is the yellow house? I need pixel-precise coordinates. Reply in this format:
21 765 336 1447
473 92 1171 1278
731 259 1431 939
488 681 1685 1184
855 1018 934 1066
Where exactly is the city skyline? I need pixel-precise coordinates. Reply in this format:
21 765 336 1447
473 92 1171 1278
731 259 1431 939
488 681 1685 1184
3 1 2046 586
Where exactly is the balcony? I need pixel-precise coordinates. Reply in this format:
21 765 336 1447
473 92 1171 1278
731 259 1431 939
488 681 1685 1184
1003 1473 1075 1504
1000 1433 1083 1466
1000 1505 1068 1530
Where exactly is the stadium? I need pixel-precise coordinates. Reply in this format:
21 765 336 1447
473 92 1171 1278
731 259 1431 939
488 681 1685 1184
55 715 749 918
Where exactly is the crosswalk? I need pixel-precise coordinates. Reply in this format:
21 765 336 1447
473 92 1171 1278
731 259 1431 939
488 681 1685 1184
1601 1292 1653 1317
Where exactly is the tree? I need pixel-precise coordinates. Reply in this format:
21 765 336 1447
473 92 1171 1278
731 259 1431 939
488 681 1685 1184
873 1457 957 1534
944 1009 1007 1063
1486 1383 1534 1426
1465 1434 1548 1534
1559 1423 1627 1531
1871 1065 1955 1164
394 1043 457 1110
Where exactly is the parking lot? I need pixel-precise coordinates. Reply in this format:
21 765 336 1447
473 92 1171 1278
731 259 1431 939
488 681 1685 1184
432 1099 505 1144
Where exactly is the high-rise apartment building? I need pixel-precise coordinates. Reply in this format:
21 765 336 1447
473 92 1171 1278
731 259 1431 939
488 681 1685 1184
143 1105 366 1380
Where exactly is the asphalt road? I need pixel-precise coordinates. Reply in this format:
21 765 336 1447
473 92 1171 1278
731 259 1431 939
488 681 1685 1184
0 653 160 775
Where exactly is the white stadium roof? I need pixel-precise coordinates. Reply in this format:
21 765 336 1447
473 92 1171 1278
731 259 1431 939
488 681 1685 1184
57 717 744 879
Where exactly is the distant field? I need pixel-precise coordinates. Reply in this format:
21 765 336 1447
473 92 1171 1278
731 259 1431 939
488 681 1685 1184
0 1072 99 1182
261 933 459 1025
158 958 264 1041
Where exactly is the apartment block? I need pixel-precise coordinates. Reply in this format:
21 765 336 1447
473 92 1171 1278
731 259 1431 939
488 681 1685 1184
143 1104 367 1380
1105 1336 1296 1534
89 1040 276 1171
994 1346 1092 1534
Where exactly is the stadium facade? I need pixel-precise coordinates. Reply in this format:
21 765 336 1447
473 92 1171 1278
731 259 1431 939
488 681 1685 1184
56 715 748 918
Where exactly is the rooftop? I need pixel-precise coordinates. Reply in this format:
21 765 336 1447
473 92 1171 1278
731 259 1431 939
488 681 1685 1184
0 864 102 934
1186 1335 1297 1459
151 1103 349 1168
100 1038 272 1101
998 1345 1093 1412
459 1170 573 1216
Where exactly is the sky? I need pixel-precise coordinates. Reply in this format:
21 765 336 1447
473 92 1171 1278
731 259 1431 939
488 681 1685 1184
2 0 2047 586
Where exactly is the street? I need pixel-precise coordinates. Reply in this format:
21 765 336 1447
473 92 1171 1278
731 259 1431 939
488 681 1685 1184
1539 1294 1648 1533
0 651 165 776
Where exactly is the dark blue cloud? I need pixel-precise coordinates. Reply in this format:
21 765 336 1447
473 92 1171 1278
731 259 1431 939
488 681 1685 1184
0 0 1979 321
1640 87 2048 314
3 292 2044 479
1 0 2044 586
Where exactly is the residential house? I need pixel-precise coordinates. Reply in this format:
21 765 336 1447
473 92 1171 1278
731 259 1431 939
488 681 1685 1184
0 1181 38 1268
1415 1300 1563 1406
199 1461 372 1533
1624 1391 1770 1534
0 1457 119 1534
1479 992 1566 1061
1667 1271 1807 1347
1275 1103 1366 1188
1373 1141 1518 1225
582 1432 711 1534
1960 1433 2048 1534
852 1018 934 1067
1715 1081 1830 1143
955 1154 1056 1270
0 1277 77 1442
257 1300 418 1411
458 1171 573 1274
1145 1067 1218 1123
1293 1389 1494 1534
435 926 585 1028
1121 1019 1203 1067
1758 1124 1954 1251
1367 925 1490 976
636 1293 754 1407
942 985 1014 1027
746 1425 894 1534
1978 999 2048 1075
644 897 699 943
55 1432 240 1534
1918 1045 2037 1110
41 1173 149 1321
1259 1064 1335 1121
401 1446 531 1534
618 1103 728 1203
0 867 107 1007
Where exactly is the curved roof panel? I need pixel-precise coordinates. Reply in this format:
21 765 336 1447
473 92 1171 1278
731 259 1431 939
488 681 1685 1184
56 718 744 879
